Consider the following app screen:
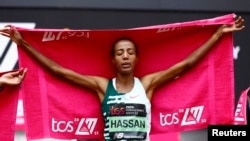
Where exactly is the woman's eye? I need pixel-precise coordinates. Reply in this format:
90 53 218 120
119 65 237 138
116 52 123 56
128 51 135 55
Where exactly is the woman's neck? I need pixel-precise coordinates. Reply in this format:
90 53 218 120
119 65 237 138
115 76 134 93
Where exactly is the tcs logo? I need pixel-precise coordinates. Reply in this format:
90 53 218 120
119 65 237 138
52 118 98 135
160 105 206 126
110 106 125 115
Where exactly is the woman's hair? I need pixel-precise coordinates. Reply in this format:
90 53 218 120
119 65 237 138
111 37 138 57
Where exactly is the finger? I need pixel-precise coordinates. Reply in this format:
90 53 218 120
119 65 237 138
0 32 10 38
19 71 26 79
235 16 243 24
3 25 12 31
236 18 244 27
19 74 24 79
4 25 13 28
1 25 15 34
233 14 236 18
23 68 28 73
0 28 10 33
9 71 20 76
18 68 27 76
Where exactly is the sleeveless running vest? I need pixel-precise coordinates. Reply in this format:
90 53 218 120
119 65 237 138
102 77 151 141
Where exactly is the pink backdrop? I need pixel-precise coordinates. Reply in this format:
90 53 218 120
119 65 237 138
17 14 235 140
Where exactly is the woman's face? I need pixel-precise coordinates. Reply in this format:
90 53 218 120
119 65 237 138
112 39 138 75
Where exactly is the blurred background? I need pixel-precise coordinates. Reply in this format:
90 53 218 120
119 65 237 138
0 0 249 141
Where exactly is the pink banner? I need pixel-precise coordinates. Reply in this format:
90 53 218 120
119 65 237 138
234 87 250 125
17 14 235 140
150 132 180 141
0 71 20 141
15 94 25 130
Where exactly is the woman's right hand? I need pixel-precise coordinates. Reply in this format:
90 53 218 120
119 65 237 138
0 25 23 45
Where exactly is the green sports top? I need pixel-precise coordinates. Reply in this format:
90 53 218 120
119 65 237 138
101 77 151 141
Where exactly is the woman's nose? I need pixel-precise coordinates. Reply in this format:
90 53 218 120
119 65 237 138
123 52 129 58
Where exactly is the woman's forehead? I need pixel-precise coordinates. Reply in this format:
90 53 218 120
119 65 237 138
115 40 136 49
